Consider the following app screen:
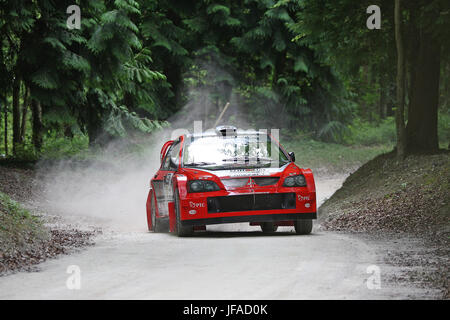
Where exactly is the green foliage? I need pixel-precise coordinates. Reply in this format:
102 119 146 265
438 111 450 147
0 191 49 257
282 136 392 171
343 117 397 146
40 134 89 159
0 192 32 220
295 0 450 150
1 0 448 159
0 0 168 150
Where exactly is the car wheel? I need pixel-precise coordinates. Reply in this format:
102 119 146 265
175 191 193 237
260 222 278 233
294 219 313 235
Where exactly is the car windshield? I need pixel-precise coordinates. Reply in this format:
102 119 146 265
182 134 289 170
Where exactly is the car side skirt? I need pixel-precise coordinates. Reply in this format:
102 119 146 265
180 212 316 226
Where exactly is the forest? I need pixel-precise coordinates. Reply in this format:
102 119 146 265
1 0 450 300
0 0 449 159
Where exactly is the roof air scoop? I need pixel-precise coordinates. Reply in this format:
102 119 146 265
215 125 237 136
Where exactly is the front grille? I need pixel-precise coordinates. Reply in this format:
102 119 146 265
207 193 296 213
221 177 280 189
221 178 249 188
253 177 279 186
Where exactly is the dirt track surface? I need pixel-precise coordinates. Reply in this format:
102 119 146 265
0 173 439 299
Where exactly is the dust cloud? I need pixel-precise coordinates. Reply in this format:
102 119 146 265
37 139 161 231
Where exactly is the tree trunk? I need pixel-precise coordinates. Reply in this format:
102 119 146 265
12 77 21 155
31 99 43 152
360 65 370 122
2 99 7 156
394 0 407 159
64 124 73 139
405 31 440 153
86 97 101 147
20 86 29 143
85 92 113 147
441 61 450 111
378 77 386 120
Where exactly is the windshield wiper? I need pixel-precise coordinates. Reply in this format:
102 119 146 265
222 157 273 163
184 161 216 167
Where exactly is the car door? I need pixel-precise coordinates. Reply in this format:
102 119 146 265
154 140 181 217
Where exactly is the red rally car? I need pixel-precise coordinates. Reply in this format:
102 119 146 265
146 126 316 236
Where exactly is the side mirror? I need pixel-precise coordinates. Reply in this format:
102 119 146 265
169 157 179 169
160 140 174 163
288 151 295 162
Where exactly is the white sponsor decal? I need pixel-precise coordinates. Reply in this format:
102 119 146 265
298 195 310 201
201 164 288 178
190 201 205 208
189 210 197 215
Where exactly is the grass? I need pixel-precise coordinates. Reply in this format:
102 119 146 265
343 117 396 146
282 112 449 172
40 134 89 159
0 192 49 258
282 138 392 172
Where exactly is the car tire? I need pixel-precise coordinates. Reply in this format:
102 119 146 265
294 219 313 235
175 190 193 237
260 222 278 233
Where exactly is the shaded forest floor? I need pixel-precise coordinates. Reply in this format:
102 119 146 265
320 151 450 298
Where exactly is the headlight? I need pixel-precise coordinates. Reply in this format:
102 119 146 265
294 175 306 186
283 174 307 187
283 176 296 187
188 180 221 193
189 181 203 192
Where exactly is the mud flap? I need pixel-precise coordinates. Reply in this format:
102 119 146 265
168 201 176 232
146 190 153 231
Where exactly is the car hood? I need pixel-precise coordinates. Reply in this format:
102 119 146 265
201 166 287 178
180 163 301 179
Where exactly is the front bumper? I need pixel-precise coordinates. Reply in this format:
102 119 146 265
180 212 316 226
179 189 316 226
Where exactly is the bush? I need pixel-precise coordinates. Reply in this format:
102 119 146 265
342 117 396 146
40 134 89 159
438 112 450 148
0 192 48 257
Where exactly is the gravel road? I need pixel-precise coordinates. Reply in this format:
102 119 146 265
0 173 432 299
